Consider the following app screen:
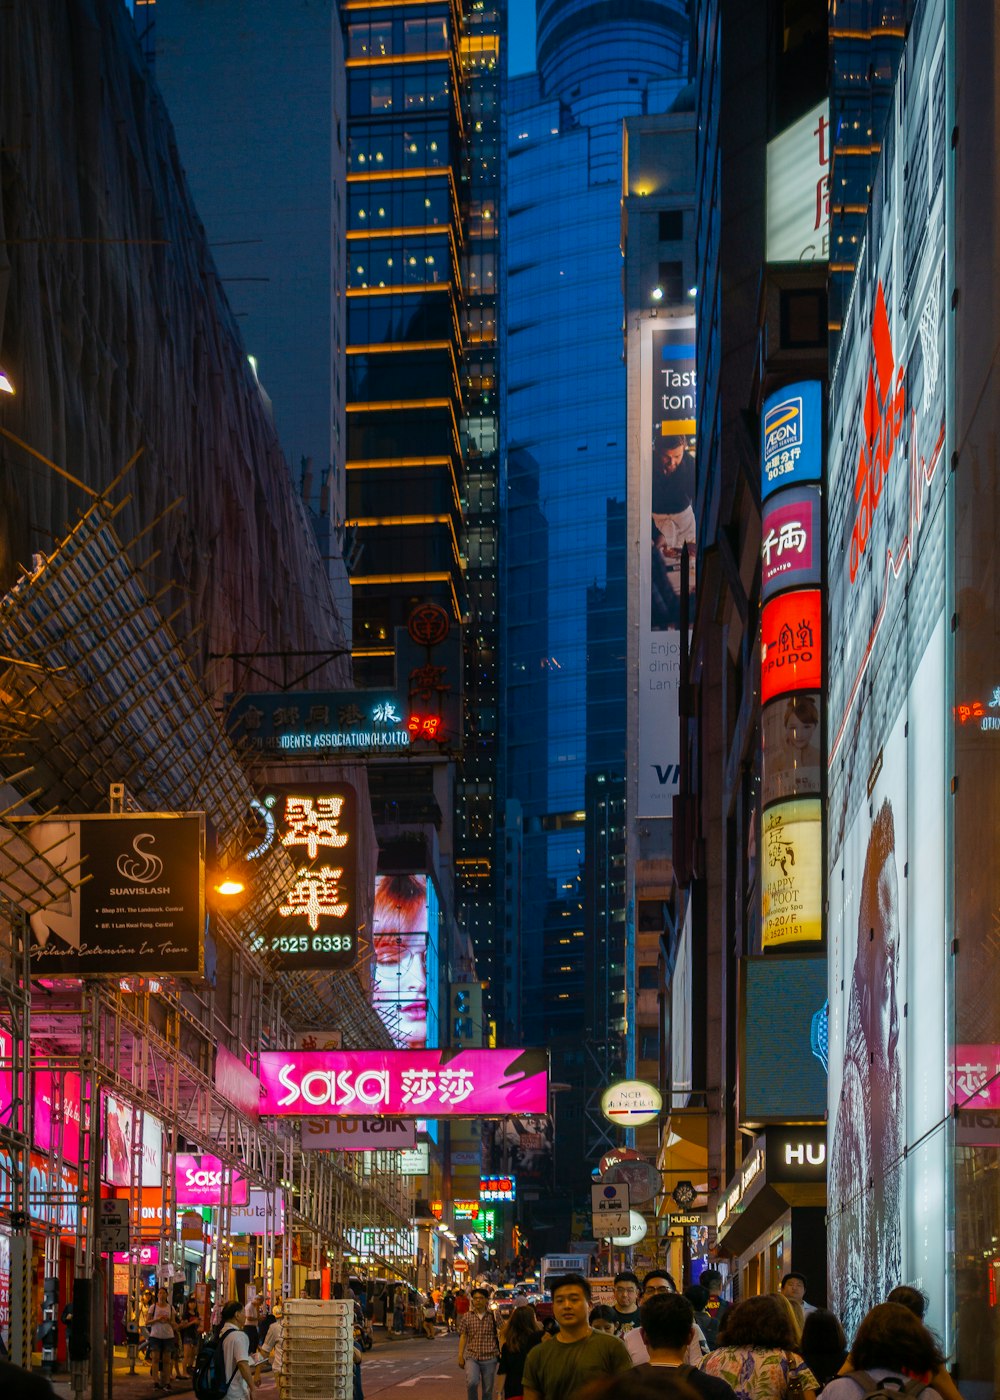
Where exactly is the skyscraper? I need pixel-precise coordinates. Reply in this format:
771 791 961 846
502 0 688 1208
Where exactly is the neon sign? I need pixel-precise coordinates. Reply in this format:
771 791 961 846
760 591 822 705
262 785 358 971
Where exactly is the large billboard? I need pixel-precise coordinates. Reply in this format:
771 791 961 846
257 1048 549 1117
4 814 205 976
826 0 947 1343
638 316 696 816
373 874 429 1049
766 101 830 264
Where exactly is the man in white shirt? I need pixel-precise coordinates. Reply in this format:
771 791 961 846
625 1273 705 1367
219 1302 257 1399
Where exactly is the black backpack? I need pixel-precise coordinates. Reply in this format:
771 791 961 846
192 1328 236 1400
849 1371 928 1400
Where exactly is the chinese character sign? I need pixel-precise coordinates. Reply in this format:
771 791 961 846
257 1048 549 1117
766 100 830 263
264 785 357 971
760 590 822 705
761 799 823 949
761 488 821 600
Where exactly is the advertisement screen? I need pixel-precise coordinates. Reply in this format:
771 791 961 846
761 799 822 948
492 1114 552 1188
760 590 821 704
638 316 696 815
761 695 821 805
373 874 429 1049
766 101 830 263
826 0 947 1343
761 487 821 600
740 957 828 1121
258 785 357 971
34 1070 81 1166
103 1095 163 1187
9 814 205 977
174 1154 249 1207
258 1047 549 1117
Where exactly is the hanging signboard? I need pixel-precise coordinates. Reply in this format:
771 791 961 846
300 1117 418 1151
6 814 205 976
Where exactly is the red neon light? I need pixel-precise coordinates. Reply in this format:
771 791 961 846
407 714 442 740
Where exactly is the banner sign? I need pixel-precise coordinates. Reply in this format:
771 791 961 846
399 1144 430 1174
761 487 821 600
175 1154 249 1206
11 814 205 976
104 1095 163 1187
33 1070 82 1167
257 1048 548 1117
230 1190 284 1236
227 690 412 755
760 590 822 705
638 316 697 816
766 100 830 263
761 798 823 948
300 1117 418 1151
258 785 358 971
214 1046 260 1122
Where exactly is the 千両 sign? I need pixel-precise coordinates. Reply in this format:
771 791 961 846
761 381 823 499
261 785 357 972
760 591 822 705
761 488 821 601
761 799 823 949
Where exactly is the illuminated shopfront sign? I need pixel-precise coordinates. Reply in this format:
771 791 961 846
258 785 357 971
761 381 823 499
760 591 822 705
33 1069 81 1166
480 1174 515 1202
766 101 830 263
761 488 821 600
6 814 205 977
399 1144 430 1175
104 1094 163 1187
761 799 823 948
175 1154 249 1206
228 690 411 754
453 1200 480 1221
300 1117 418 1151
600 1080 662 1127
258 1048 549 1117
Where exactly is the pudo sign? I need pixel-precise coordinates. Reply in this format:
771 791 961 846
600 1080 663 1128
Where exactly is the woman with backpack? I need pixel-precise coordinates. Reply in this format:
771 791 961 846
816 1304 942 1400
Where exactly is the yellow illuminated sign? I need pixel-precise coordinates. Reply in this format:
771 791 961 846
761 799 822 948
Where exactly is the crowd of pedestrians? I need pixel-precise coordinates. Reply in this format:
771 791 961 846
448 1268 960 1400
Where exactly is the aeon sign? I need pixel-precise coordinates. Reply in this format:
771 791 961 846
761 381 822 499
849 281 906 584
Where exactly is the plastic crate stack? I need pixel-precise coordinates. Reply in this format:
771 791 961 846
280 1297 354 1400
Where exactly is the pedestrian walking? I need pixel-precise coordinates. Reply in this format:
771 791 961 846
798 1309 847 1391
630 1294 736 1400
817 1303 942 1400
698 1295 818 1400
445 1289 458 1332
522 1273 631 1400
458 1287 502 1400
422 1292 439 1339
392 1289 406 1337
148 1286 179 1392
498 1305 543 1400
612 1274 643 1336
698 1274 730 1351
218 1301 256 1400
260 1302 284 1379
838 1298 961 1400
625 1274 706 1366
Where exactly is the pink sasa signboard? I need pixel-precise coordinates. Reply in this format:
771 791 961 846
258 1048 548 1117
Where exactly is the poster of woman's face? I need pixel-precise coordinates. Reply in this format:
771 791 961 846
762 693 821 805
372 875 429 1049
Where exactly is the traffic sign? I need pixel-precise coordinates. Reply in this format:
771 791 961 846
591 1182 630 1235
98 1199 130 1255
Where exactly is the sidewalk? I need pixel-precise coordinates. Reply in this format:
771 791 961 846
48 1351 194 1400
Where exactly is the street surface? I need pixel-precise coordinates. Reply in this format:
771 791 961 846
360 1329 467 1399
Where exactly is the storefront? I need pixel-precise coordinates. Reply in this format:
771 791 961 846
715 1127 826 1304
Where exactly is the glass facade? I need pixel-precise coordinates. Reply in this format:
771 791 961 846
502 0 687 1194
345 0 504 1012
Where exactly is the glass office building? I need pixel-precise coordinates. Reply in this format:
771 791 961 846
502 0 687 1194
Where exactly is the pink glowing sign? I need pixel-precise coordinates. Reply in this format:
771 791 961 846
34 1070 82 1166
113 1243 159 1266
175 1154 249 1206
949 1046 1000 1110
258 1048 548 1118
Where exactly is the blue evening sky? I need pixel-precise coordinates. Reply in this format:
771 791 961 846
509 0 536 76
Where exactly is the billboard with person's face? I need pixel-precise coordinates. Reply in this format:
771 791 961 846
373 874 430 1049
826 0 947 1343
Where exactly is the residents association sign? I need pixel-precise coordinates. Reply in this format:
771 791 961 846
3 814 205 976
